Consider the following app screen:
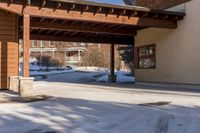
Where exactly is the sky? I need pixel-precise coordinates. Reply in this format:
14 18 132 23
89 0 125 5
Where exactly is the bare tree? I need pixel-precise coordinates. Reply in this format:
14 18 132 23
54 41 67 67
81 44 122 70
82 45 109 68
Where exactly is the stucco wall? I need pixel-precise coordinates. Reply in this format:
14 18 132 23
135 0 200 84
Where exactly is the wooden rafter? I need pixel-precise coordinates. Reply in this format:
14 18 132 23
0 1 184 29
25 34 134 44
19 19 136 36
1 0 185 45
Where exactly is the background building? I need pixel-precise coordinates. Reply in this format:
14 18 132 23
19 41 88 66
19 40 123 67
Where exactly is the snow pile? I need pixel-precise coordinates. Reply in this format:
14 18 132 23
30 63 42 71
97 71 135 83
74 66 108 73
19 62 75 76
30 68 75 76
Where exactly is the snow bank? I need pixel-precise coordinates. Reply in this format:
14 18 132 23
97 71 135 83
74 66 108 73
19 63 75 76
30 69 75 76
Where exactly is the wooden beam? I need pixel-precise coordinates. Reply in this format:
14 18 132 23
53 30 62 35
37 29 44 34
118 10 126 16
56 2 61 9
0 3 178 28
137 17 177 29
67 3 76 12
41 0 46 7
129 10 137 19
24 6 140 26
22 20 136 36
46 30 54 34
108 8 115 14
22 34 134 44
82 5 89 13
27 0 31 6
95 7 102 13
39 18 46 22
50 19 57 23
23 14 30 77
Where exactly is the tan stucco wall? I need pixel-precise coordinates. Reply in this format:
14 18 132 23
135 0 200 84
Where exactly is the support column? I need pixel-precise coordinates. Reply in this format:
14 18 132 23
52 50 55 59
19 14 34 97
109 43 116 83
78 49 81 61
23 14 30 77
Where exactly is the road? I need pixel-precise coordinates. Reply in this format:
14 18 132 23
0 72 200 133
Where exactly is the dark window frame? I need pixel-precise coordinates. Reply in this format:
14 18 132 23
137 44 156 69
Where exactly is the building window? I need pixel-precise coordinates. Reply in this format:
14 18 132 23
137 44 156 69
80 43 85 46
72 42 77 46
40 41 45 47
31 40 37 47
49 41 54 47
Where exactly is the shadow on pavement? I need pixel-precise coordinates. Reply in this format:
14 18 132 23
0 97 199 133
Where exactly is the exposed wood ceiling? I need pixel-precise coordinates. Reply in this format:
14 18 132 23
19 17 137 44
0 0 186 44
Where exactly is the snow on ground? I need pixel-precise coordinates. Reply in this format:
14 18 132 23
20 63 75 76
20 61 134 83
5 59 199 132
20 58 75 76
30 68 75 76
73 66 108 73
0 80 200 133
97 71 135 83
40 70 103 83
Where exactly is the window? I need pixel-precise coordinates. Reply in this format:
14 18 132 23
49 41 54 47
40 41 45 47
137 44 156 69
72 42 77 46
80 43 85 46
31 40 37 47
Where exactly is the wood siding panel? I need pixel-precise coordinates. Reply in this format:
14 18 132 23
0 10 19 89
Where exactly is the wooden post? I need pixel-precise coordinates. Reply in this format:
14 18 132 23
78 49 81 61
23 14 30 77
109 43 116 83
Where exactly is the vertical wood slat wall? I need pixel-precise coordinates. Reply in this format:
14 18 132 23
0 10 19 89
